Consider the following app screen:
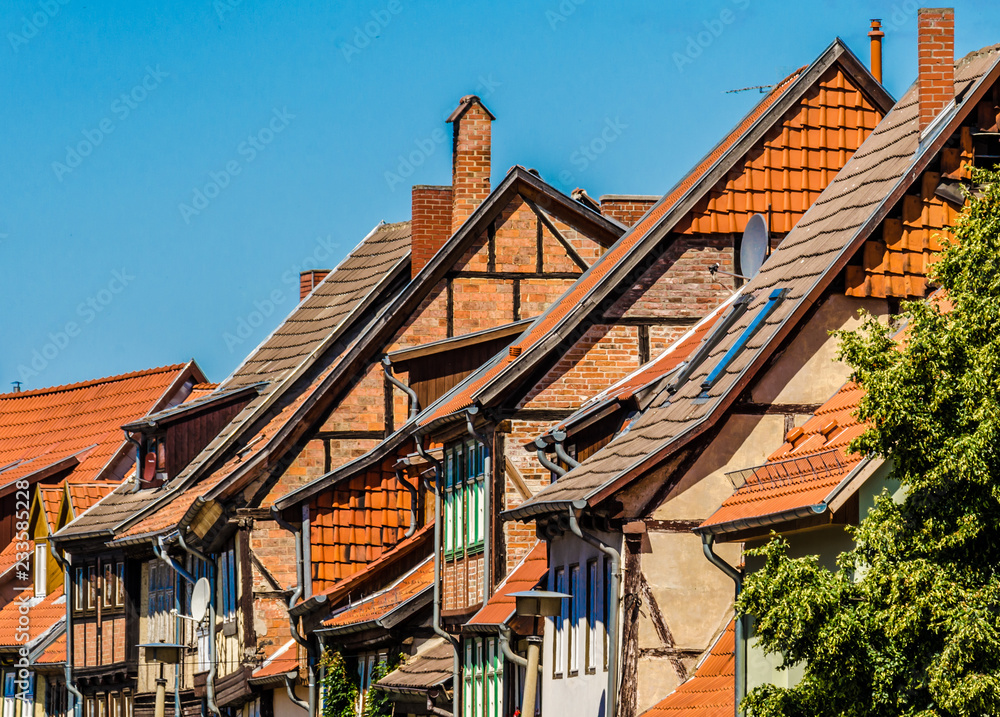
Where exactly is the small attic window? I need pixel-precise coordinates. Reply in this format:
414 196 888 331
700 288 789 394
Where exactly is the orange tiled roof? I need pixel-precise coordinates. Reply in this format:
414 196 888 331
467 542 546 627
33 632 66 665
0 364 196 489
67 482 118 517
38 487 63 534
0 539 32 579
700 381 867 532
641 620 734 717
251 639 299 680
323 559 433 629
421 51 886 428
0 587 65 647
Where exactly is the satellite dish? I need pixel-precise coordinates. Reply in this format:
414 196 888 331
740 214 769 280
191 577 211 623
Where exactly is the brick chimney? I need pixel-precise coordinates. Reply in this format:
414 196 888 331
447 95 495 233
411 185 454 278
918 8 955 132
299 270 330 301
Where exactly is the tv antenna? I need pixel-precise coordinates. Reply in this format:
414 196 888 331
726 84 774 95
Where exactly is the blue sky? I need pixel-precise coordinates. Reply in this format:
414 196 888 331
2 0 997 391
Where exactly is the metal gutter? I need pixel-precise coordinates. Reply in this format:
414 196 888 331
48 543 83 717
701 535 744 717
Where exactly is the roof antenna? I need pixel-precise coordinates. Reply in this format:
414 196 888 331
725 84 774 95
11 381 22 393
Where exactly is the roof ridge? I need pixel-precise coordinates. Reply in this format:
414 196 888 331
0 363 189 400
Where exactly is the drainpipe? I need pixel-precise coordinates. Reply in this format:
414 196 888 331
49 543 83 717
701 534 744 717
414 438 461 717
395 469 420 538
534 438 565 478
567 504 621 717
125 432 144 493
498 626 528 669
176 531 222 717
383 356 419 419
465 406 491 603
270 506 314 713
551 431 579 469
425 688 453 717
153 536 192 717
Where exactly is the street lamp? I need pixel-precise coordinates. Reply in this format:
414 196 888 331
138 641 186 717
510 590 571 717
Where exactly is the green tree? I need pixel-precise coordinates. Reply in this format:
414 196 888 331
737 167 1000 717
319 649 401 717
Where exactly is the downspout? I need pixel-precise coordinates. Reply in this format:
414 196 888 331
465 407 491 604
395 469 419 538
383 356 419 419
49 543 83 717
176 532 222 717
533 438 566 478
567 504 621 717
153 536 192 717
426 688 453 717
270 506 313 713
498 626 528 669
125 431 144 493
551 431 580 469
701 534 744 717
414 439 461 717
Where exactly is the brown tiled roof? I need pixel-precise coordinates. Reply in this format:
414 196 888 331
503 46 1000 520
322 558 433 631
0 364 198 492
466 542 546 627
376 638 453 692
699 381 867 533
640 620 734 717
418 41 893 429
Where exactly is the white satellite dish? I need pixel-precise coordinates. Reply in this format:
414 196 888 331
740 214 769 279
191 577 211 623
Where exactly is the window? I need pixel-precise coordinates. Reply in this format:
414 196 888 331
34 544 47 598
74 568 84 611
87 566 97 610
586 559 601 673
103 564 114 608
603 560 612 670
220 548 237 622
463 638 501 717
115 562 125 607
552 566 566 678
2 674 15 717
568 564 580 675
444 439 486 558
147 562 174 642
97 694 106 717
355 652 386 716
84 696 95 717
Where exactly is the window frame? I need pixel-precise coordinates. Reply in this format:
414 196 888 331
552 566 566 679
586 558 599 674
568 563 581 676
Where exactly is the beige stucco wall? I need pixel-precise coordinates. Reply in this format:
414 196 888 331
750 294 888 406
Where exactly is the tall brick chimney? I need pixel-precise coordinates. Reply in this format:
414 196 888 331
411 185 453 278
447 95 495 233
917 8 955 132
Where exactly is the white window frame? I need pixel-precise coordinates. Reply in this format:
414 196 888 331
569 564 580 675
586 558 600 674
553 566 566 678
34 544 47 598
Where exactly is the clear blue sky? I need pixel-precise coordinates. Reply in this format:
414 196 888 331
2 0 997 391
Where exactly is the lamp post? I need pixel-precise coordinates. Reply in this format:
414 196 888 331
138 641 186 717
510 590 571 717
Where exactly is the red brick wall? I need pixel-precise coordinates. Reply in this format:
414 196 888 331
412 186 454 279
918 8 954 131
600 196 658 227
451 101 492 233
443 552 483 611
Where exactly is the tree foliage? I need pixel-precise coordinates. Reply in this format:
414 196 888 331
737 167 1000 717
319 649 401 717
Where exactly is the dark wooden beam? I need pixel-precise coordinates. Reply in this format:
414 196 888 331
525 197 590 272
732 402 825 415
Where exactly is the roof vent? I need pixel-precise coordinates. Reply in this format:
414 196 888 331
509 346 523 357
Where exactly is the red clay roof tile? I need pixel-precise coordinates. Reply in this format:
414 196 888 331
641 620 734 717
467 542 547 627
0 587 65 647
323 559 432 628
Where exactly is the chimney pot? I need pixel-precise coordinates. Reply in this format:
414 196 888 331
299 270 330 301
868 19 884 84
917 7 955 132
